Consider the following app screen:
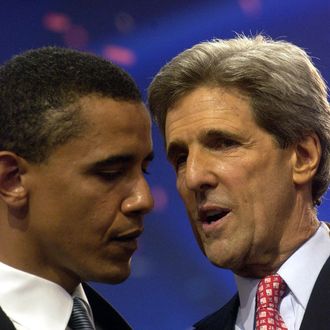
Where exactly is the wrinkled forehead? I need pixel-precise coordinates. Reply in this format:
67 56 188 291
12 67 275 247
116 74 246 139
164 85 253 138
164 84 251 124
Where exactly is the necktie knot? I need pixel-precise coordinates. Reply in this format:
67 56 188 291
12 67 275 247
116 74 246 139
68 297 95 330
255 274 288 330
257 274 286 309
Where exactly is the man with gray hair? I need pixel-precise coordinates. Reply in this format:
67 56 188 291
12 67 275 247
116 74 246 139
148 35 330 329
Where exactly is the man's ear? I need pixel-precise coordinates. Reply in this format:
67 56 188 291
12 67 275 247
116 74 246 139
292 133 321 185
0 152 28 208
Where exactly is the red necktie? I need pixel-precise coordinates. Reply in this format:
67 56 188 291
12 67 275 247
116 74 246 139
255 274 288 330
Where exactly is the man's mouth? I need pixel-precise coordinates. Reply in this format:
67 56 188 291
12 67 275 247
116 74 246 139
198 207 231 225
113 229 143 242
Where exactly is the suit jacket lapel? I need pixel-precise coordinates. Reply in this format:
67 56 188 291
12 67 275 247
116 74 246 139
300 255 330 330
0 307 16 330
82 283 132 330
220 295 239 330
194 294 239 330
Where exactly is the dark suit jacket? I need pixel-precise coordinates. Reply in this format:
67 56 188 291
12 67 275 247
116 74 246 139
0 283 131 330
194 255 330 330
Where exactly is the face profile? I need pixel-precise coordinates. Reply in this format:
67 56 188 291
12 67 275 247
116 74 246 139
11 95 154 290
0 46 153 329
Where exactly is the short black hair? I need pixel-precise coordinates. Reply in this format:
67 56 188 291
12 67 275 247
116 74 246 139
0 46 142 162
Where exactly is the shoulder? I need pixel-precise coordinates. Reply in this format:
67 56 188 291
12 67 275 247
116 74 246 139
193 294 239 330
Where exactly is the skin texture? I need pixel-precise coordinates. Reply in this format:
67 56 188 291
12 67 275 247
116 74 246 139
165 85 320 278
0 95 154 293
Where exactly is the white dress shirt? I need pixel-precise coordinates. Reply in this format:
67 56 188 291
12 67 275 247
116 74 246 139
234 221 330 330
0 262 95 330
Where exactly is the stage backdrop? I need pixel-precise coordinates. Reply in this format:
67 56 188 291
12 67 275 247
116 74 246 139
0 1 329 329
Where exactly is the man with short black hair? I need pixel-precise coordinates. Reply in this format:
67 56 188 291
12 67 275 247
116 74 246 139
0 47 154 329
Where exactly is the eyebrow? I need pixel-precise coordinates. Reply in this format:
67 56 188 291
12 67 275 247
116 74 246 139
92 151 154 169
199 128 241 142
166 128 241 161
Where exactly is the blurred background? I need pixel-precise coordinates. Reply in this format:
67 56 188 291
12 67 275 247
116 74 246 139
1 0 329 329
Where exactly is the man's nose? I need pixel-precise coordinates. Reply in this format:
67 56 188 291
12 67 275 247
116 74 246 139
184 150 217 192
121 176 154 215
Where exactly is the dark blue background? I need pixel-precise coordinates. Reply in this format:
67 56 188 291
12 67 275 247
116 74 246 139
1 1 329 329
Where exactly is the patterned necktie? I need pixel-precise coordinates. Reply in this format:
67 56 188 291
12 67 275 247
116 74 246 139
68 297 95 330
255 274 288 330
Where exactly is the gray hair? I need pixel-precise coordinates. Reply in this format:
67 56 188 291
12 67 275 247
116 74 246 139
148 35 330 205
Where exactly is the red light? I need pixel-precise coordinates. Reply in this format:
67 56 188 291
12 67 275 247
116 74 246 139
239 0 262 16
43 12 71 33
103 45 136 66
63 25 89 49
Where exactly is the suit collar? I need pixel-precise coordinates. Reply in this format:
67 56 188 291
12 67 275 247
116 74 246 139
193 294 239 330
82 283 131 330
0 307 16 330
278 221 330 310
300 255 330 330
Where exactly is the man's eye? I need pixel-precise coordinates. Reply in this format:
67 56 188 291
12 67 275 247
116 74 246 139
210 138 239 150
174 154 187 171
98 171 122 181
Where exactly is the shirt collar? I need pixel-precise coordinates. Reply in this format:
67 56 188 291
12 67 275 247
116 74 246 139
235 222 330 326
234 274 259 328
0 262 89 330
278 221 330 309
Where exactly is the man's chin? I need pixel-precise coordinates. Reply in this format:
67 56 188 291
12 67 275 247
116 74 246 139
86 265 131 284
205 245 239 270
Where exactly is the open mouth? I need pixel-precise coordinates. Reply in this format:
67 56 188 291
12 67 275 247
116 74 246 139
200 208 231 225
